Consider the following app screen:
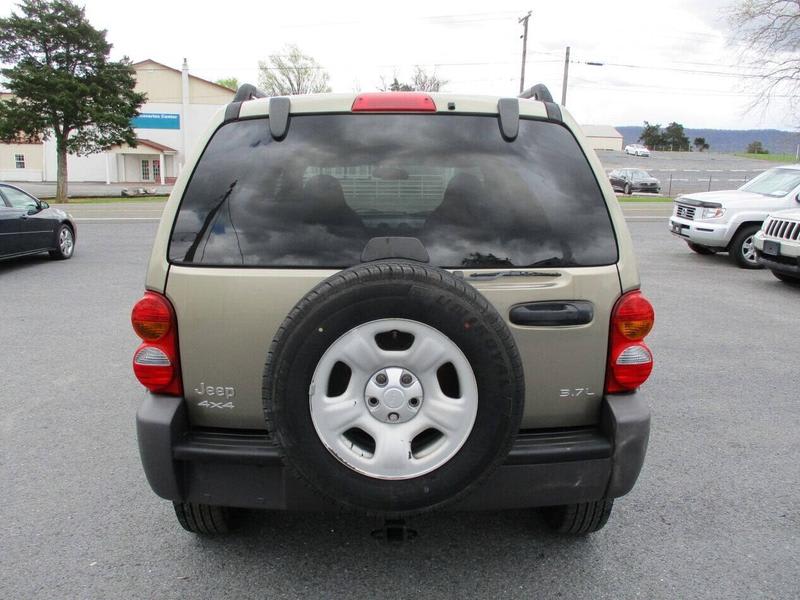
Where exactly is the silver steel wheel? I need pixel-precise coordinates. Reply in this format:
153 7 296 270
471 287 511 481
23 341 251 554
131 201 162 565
741 235 756 264
59 226 74 257
309 318 478 480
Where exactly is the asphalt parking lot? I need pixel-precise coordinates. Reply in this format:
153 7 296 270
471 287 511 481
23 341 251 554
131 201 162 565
1 220 798 599
600 150 784 196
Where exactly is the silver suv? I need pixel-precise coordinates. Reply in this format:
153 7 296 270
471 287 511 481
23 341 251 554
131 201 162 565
132 85 654 535
669 165 800 268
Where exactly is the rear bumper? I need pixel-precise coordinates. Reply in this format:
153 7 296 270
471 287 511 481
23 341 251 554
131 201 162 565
136 393 650 511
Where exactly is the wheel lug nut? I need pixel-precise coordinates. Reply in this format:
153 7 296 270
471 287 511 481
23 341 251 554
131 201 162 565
368 397 379 407
400 373 413 385
388 412 399 422
409 397 419 408
375 373 388 385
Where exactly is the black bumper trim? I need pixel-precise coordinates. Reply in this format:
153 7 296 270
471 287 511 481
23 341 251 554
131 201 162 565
137 394 649 511
173 426 612 467
756 250 800 274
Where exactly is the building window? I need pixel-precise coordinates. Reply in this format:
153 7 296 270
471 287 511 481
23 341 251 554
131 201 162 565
141 160 150 181
152 159 161 182
15 154 25 169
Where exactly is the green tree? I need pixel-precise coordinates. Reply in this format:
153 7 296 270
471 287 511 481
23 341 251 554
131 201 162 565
638 121 665 149
663 122 690 151
257 45 331 96
747 140 768 154
215 77 239 91
0 0 145 202
693 137 710 152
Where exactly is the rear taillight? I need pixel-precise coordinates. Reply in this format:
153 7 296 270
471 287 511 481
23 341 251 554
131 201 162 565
131 291 182 395
605 290 654 393
351 92 437 112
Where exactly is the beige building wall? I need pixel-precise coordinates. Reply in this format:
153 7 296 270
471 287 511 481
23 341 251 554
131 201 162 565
0 142 44 182
134 59 235 105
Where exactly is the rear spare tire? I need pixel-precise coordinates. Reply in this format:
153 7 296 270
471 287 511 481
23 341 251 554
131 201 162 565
263 261 525 514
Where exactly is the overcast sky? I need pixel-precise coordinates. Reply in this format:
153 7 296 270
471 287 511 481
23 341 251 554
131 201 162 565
1 0 795 130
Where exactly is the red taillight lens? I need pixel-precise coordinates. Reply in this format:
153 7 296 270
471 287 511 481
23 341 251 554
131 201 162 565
131 292 172 341
351 92 437 112
131 291 182 395
606 291 655 393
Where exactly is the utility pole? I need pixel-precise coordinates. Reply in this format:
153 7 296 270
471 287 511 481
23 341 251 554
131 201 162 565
518 11 532 94
561 46 570 106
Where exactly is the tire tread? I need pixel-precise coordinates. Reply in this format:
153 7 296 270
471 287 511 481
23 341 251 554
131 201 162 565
173 502 231 534
543 499 614 534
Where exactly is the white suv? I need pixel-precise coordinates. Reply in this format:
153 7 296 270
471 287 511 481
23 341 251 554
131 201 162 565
669 165 800 268
754 208 800 284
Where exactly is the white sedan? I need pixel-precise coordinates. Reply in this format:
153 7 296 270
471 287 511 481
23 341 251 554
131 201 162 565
624 144 651 157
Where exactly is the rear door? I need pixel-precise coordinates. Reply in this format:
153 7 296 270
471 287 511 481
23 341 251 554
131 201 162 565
165 113 620 430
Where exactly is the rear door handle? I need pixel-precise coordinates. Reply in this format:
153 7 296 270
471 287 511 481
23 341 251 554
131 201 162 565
509 301 594 327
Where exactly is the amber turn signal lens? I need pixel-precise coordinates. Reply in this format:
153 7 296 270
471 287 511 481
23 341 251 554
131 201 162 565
617 318 654 340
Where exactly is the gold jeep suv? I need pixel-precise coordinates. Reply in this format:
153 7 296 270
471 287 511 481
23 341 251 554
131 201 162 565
132 84 654 535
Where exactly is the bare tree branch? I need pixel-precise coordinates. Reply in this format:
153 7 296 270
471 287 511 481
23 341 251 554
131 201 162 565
257 45 331 96
728 0 800 120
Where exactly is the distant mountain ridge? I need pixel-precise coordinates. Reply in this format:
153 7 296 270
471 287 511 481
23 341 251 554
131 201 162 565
616 126 799 154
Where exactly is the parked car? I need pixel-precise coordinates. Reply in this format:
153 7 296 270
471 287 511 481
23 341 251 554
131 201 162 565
624 144 650 157
754 208 800 284
0 183 76 261
669 165 800 268
609 168 661 194
132 85 654 536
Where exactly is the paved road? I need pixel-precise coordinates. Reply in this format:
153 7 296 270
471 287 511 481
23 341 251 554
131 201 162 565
1 222 798 599
54 201 166 222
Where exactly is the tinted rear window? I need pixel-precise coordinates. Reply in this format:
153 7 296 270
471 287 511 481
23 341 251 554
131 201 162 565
169 114 617 268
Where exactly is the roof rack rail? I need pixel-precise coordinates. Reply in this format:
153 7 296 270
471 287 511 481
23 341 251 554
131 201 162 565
519 84 554 103
233 83 268 103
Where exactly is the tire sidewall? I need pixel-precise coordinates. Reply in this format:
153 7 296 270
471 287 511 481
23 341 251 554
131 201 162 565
54 224 74 259
264 265 524 514
731 225 762 269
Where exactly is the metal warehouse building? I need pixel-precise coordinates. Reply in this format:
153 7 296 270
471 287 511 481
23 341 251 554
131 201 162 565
0 59 234 184
581 124 624 152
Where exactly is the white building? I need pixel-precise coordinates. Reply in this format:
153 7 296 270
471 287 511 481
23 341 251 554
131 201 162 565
1 59 234 184
581 125 624 152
